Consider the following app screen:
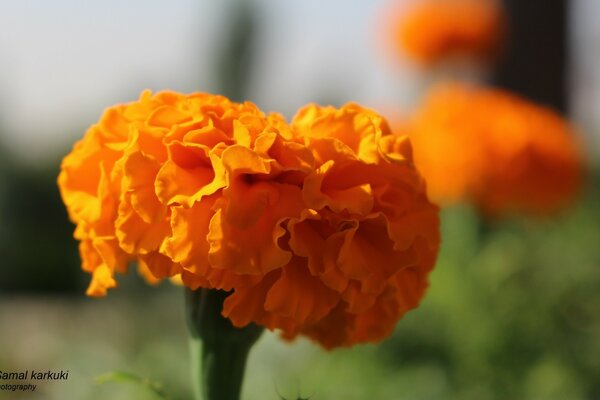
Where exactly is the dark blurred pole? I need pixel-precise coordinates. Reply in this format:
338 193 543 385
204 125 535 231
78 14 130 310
215 0 256 102
493 0 568 112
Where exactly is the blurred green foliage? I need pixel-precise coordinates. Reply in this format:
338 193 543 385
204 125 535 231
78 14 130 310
0 141 84 293
95 371 170 399
373 171 600 400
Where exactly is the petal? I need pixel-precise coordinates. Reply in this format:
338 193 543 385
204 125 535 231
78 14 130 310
392 262 430 314
79 238 102 273
287 211 350 293
58 129 122 223
155 142 226 207
183 125 233 148
349 286 404 345
386 202 440 252
162 197 215 281
137 257 162 285
115 194 171 254
223 180 278 230
377 134 414 164
337 214 419 293
233 120 252 147
292 103 388 155
79 234 129 297
99 107 131 142
265 257 340 325
162 196 259 290
161 195 217 280
123 151 166 223
254 132 314 175
138 251 181 281
208 184 305 275
147 104 191 128
85 264 117 297
92 236 130 274
341 280 377 314
222 271 281 327
303 159 374 216
300 303 354 350
221 145 271 176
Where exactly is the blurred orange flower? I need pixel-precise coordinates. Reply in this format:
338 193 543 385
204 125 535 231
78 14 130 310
408 83 584 217
58 91 440 348
391 0 506 66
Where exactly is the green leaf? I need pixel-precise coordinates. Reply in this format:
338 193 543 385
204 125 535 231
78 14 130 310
94 370 170 399
275 385 314 400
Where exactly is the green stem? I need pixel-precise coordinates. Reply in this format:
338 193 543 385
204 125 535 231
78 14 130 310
186 288 264 400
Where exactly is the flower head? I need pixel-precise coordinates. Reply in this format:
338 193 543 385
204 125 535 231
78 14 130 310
224 103 440 347
58 91 440 348
391 0 506 66
408 84 584 216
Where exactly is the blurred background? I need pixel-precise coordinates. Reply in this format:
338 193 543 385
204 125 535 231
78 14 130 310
1 0 599 399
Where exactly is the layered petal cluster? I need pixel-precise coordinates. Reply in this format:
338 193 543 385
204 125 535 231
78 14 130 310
408 84 584 216
223 104 440 348
58 91 440 348
392 0 506 66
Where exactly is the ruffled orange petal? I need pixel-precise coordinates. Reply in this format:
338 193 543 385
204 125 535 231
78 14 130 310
146 104 192 128
207 182 305 275
292 103 389 155
80 235 129 297
122 151 167 223
264 257 340 326
341 281 377 314
86 264 118 297
304 159 374 216
254 132 314 175
336 214 419 295
222 271 281 328
155 141 226 207
115 194 171 255
99 107 131 143
92 236 129 274
288 212 350 293
162 196 215 283
300 303 353 349
163 195 262 291
58 129 123 224
137 251 181 281
386 203 440 252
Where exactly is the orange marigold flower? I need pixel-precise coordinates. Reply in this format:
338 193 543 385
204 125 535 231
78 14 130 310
391 0 506 66
58 91 440 348
408 84 584 217
58 90 307 296
223 104 440 348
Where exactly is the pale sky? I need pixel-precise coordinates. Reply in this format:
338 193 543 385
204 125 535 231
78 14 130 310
1 0 599 161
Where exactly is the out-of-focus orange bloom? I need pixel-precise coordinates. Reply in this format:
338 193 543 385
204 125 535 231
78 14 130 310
392 0 506 66
408 84 584 217
58 91 440 348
